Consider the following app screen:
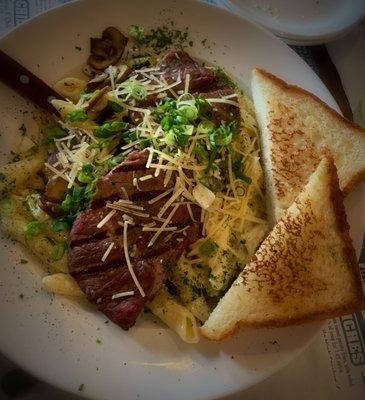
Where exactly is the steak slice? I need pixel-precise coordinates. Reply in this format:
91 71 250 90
200 89 240 125
69 223 200 274
76 258 164 330
69 224 200 330
90 150 176 206
70 201 200 245
68 149 202 330
159 51 219 93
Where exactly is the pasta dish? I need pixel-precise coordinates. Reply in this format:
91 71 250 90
0 26 268 343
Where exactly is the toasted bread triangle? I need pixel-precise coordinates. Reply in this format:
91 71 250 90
252 68 365 224
201 158 363 341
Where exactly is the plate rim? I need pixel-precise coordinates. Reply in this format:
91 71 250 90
227 0 365 45
0 1 359 399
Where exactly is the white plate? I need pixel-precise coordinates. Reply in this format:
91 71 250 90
0 1 363 399
227 0 365 45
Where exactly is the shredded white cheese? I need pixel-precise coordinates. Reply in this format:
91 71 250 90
148 188 174 204
139 174 153 181
101 242 115 262
97 209 116 229
147 204 180 247
123 221 145 297
111 291 135 300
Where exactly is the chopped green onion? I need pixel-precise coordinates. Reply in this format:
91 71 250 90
108 100 123 113
178 104 198 121
106 154 124 169
131 84 147 101
78 164 94 183
80 91 94 100
78 171 93 183
197 120 214 134
174 115 188 125
42 125 68 139
195 96 211 114
52 220 69 232
194 142 209 161
173 124 194 147
232 158 252 184
0 198 14 214
209 121 236 148
66 109 88 122
164 131 176 146
52 241 67 261
94 121 129 139
177 93 195 103
24 220 44 239
59 186 89 224
161 116 174 131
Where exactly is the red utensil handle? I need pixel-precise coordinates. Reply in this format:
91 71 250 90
0 49 64 115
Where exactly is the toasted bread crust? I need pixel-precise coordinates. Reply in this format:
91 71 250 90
254 68 365 136
254 68 365 194
201 158 363 342
326 159 364 307
201 301 361 341
342 168 365 195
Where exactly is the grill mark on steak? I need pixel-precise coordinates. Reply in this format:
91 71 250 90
68 149 202 330
70 224 200 275
90 167 174 207
70 200 200 246
76 259 163 330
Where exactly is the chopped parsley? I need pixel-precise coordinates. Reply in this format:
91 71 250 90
19 123 26 136
199 239 218 256
129 25 190 54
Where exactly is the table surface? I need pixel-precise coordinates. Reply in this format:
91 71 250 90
0 1 364 399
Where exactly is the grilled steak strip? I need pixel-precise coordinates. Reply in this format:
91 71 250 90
68 150 201 329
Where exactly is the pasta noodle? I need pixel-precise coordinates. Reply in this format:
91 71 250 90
0 149 46 196
53 77 87 103
146 287 200 344
168 256 210 322
43 273 84 297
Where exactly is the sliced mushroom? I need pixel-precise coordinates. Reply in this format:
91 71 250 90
88 27 128 70
44 176 68 203
115 64 132 83
85 85 110 113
